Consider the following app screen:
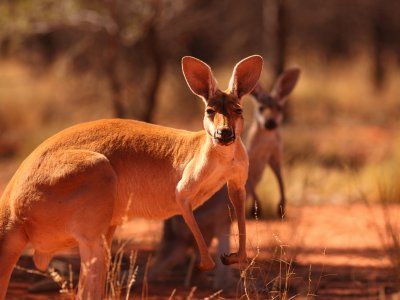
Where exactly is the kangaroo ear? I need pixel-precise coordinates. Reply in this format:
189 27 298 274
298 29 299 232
182 56 218 101
250 83 266 104
228 55 263 99
271 68 301 101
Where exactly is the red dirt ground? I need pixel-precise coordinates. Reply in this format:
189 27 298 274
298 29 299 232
5 203 400 299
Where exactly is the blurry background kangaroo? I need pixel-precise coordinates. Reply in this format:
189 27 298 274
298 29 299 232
148 68 300 289
0 55 263 299
247 68 301 218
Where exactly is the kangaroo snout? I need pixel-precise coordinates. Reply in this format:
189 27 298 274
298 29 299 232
264 118 277 130
214 127 235 145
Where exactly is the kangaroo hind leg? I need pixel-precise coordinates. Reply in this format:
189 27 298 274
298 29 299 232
76 238 108 300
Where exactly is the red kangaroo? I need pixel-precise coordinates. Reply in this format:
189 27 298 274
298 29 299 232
148 68 300 289
0 55 263 299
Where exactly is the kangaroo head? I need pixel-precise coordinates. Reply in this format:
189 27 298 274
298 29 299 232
251 68 300 130
182 55 263 146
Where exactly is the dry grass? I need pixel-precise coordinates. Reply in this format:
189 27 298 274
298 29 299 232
104 240 138 300
232 200 318 299
367 162 400 280
335 128 400 284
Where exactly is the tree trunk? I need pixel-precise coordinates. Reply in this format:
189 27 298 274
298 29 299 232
372 1 385 92
275 0 287 77
142 3 165 123
106 0 126 118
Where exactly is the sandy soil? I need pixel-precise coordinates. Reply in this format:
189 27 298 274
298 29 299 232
5 203 400 299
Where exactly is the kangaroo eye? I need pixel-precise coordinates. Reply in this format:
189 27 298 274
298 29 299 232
206 108 215 116
258 106 265 113
234 108 243 114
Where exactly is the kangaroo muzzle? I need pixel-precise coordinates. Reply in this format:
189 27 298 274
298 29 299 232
214 127 235 145
264 119 277 130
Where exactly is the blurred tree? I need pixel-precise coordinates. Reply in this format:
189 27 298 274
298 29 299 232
262 0 291 121
371 0 388 92
0 0 237 122
366 0 400 92
142 1 164 122
275 0 287 77
1 0 400 122
0 0 155 118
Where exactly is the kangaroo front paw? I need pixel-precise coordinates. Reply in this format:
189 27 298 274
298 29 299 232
220 252 246 265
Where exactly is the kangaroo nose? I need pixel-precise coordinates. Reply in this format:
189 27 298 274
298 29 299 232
215 127 235 143
264 119 277 130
